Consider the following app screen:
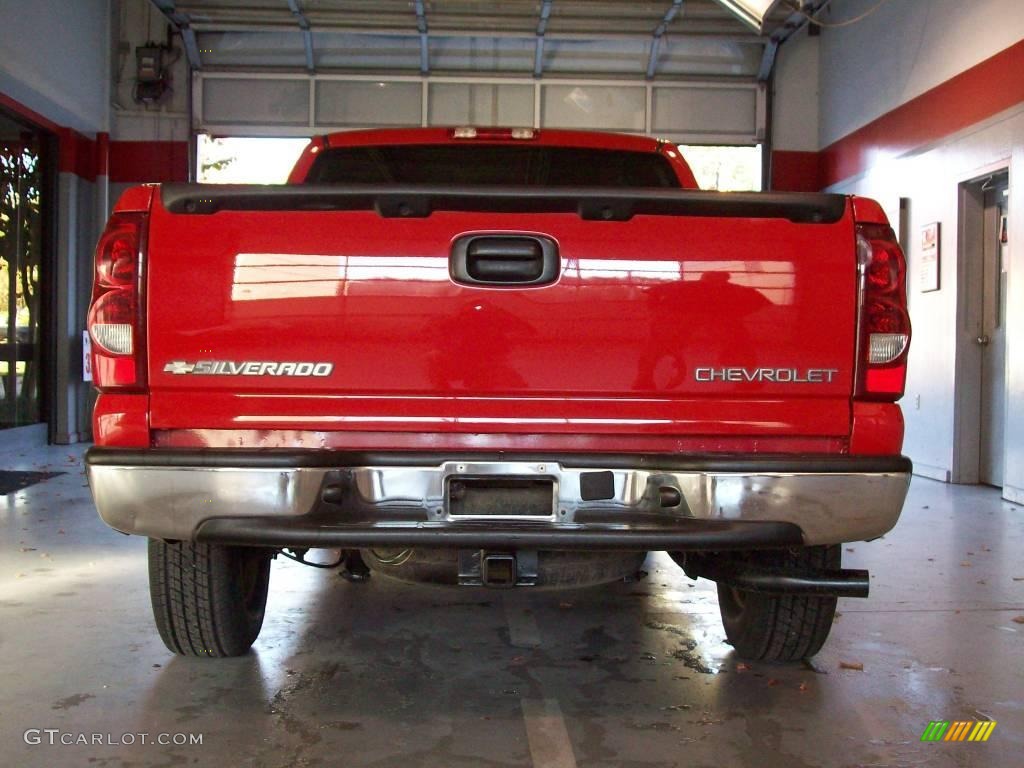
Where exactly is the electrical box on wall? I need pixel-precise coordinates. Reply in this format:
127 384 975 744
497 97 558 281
134 43 169 104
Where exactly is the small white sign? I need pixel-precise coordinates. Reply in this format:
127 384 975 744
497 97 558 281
82 330 92 382
919 222 940 293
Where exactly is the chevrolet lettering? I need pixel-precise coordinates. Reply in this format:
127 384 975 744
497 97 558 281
695 367 840 383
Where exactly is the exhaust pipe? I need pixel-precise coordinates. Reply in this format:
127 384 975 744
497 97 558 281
686 558 869 598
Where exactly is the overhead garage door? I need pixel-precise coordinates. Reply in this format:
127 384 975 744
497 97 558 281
175 1 776 146
194 73 764 145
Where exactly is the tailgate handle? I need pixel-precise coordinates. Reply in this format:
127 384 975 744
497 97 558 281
452 235 559 286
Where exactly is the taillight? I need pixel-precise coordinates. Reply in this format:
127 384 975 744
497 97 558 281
855 223 910 400
88 212 147 391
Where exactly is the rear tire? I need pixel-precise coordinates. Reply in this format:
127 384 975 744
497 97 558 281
714 545 840 662
148 539 271 657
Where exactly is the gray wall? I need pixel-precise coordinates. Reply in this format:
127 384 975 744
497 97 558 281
818 0 1024 148
0 0 111 134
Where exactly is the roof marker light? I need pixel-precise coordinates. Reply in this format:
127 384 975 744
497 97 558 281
450 127 538 140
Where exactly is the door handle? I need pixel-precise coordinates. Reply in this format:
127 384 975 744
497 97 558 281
451 235 559 287
976 335 990 346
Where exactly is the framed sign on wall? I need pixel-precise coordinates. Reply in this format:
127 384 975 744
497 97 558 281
919 222 940 292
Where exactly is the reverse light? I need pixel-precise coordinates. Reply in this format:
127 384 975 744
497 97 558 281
92 323 134 355
88 211 147 390
855 223 911 400
868 333 908 364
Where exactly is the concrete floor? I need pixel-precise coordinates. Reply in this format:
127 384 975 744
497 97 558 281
0 440 1021 768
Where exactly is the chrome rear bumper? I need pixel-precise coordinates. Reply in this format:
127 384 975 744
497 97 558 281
85 450 911 548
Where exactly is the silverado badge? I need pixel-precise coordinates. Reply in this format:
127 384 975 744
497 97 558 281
163 360 333 376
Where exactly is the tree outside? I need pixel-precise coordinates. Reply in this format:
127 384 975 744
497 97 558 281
678 144 763 191
0 138 42 427
196 135 309 184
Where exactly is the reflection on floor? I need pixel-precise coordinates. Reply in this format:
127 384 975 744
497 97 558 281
0 441 1021 767
0 470 62 495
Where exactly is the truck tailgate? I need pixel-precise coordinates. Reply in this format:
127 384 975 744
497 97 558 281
145 187 856 446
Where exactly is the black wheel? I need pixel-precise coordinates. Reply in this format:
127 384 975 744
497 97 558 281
715 545 840 662
148 539 272 657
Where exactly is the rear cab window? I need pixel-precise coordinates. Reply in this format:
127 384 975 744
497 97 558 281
304 145 681 188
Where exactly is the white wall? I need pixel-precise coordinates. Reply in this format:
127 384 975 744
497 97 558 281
819 0 1024 147
829 107 1023 498
772 30 819 152
0 0 111 133
817 0 1024 500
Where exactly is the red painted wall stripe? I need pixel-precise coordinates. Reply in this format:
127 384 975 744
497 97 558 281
57 127 98 181
770 150 822 192
821 38 1024 187
108 141 189 184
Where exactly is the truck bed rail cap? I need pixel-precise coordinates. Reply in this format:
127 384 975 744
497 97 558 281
159 184 847 224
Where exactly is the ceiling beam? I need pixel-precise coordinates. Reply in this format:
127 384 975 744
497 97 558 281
533 0 553 79
286 0 315 73
414 0 429 75
186 22 759 45
149 0 202 69
647 0 684 80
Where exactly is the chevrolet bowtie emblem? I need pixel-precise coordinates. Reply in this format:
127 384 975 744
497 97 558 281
163 361 196 374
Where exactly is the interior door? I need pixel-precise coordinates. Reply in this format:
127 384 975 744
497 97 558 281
979 176 1009 486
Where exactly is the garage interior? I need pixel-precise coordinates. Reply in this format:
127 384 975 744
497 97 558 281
1 0 1022 765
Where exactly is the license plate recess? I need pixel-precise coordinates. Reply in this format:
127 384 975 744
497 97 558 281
447 476 555 517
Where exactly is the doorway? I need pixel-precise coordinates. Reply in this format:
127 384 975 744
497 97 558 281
0 108 52 431
954 170 1009 487
978 175 1009 486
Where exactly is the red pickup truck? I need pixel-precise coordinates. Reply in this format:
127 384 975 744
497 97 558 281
85 127 912 662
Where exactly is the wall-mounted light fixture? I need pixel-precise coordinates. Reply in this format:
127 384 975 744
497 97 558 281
714 0 784 32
